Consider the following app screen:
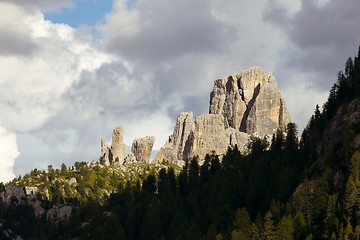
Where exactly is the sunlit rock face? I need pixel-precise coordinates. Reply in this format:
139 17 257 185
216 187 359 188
101 127 155 165
111 126 126 165
209 66 291 137
131 136 155 163
155 67 292 164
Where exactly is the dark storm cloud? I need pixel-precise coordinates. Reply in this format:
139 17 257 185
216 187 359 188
1 0 74 11
0 29 38 56
264 0 360 89
102 0 235 64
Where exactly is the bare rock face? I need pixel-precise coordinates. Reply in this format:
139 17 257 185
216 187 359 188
226 128 251 153
209 66 291 137
0 186 26 204
101 138 111 166
111 126 126 165
171 112 194 160
101 126 156 165
153 146 178 164
184 114 229 160
0 186 45 216
154 112 194 164
155 67 292 164
131 136 155 163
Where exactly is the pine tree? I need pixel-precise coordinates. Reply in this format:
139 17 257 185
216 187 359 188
263 211 275 240
276 215 295 240
249 223 260 240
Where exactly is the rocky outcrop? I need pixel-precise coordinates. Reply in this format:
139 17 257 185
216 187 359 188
101 127 156 165
24 186 39 195
111 126 126 165
0 186 26 204
100 126 126 165
101 138 111 166
184 114 228 160
209 66 291 137
226 128 251 153
154 112 194 164
155 67 292 164
46 205 72 222
155 114 251 163
130 136 155 163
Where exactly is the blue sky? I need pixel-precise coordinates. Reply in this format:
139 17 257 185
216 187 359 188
44 0 114 27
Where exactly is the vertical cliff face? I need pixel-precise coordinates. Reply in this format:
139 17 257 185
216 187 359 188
101 139 111 166
209 67 291 137
111 127 126 165
131 136 155 163
155 67 293 164
153 112 194 164
183 114 229 160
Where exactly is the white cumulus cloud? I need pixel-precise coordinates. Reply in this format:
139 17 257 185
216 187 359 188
0 125 19 183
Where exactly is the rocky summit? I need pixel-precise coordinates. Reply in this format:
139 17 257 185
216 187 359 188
209 66 291 135
102 66 292 166
154 67 292 164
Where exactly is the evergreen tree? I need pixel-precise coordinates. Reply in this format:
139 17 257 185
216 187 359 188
263 211 275 240
276 215 295 240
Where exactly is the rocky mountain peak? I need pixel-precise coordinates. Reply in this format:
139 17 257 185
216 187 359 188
104 67 292 165
154 66 292 163
209 66 291 136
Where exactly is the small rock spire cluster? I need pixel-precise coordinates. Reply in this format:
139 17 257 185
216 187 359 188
101 126 155 166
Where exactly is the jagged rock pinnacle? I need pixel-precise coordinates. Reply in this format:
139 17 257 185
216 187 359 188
111 126 126 165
